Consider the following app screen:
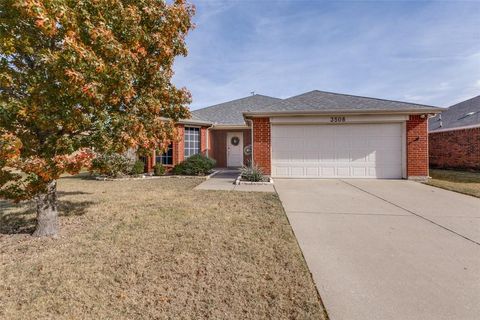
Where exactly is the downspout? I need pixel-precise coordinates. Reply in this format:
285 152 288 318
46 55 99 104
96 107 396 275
245 118 254 167
205 123 214 158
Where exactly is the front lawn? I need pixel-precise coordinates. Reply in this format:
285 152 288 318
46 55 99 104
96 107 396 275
426 169 480 198
0 175 326 319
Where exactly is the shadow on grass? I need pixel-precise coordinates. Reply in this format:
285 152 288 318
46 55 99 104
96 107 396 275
60 172 95 180
57 190 92 197
0 198 94 235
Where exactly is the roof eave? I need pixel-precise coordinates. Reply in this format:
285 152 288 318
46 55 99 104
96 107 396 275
243 108 442 117
211 124 249 129
429 123 480 133
178 119 213 126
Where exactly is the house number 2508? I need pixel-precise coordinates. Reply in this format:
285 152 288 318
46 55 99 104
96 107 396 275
330 116 346 123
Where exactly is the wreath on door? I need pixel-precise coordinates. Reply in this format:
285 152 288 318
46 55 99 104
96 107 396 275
230 136 240 146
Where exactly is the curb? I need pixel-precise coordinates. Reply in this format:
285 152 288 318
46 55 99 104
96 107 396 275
234 175 274 185
94 170 220 181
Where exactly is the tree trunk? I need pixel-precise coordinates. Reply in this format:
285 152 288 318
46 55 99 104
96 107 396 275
32 180 59 237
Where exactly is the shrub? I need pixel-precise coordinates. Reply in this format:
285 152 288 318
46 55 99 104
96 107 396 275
131 160 146 175
173 154 216 176
91 153 134 177
153 163 166 176
240 163 266 182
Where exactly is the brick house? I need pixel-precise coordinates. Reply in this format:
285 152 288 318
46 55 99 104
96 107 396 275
146 90 440 180
429 95 480 170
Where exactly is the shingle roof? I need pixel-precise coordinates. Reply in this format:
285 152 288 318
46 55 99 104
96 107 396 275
191 90 441 125
429 95 480 131
250 90 440 114
191 94 281 125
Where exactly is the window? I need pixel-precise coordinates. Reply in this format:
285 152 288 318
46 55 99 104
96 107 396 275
156 144 173 165
139 156 148 167
184 127 200 158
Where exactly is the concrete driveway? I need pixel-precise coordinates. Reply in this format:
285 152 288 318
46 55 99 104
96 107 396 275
275 179 480 320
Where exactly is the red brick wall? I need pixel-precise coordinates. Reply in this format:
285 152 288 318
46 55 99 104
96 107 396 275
200 126 208 156
145 124 212 173
173 124 185 165
251 117 271 174
249 115 430 178
173 125 210 164
407 115 429 178
429 127 480 170
145 155 154 173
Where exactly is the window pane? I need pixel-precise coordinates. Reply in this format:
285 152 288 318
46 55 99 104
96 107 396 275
156 144 173 165
184 127 200 158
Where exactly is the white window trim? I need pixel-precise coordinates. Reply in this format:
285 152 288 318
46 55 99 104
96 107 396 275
184 126 201 158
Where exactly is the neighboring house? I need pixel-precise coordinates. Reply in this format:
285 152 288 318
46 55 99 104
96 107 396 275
144 90 440 180
429 95 480 170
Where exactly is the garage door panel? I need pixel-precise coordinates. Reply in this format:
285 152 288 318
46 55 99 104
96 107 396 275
377 149 401 160
375 151 402 164
335 149 350 162
272 138 303 151
272 150 291 163
350 151 368 163
369 137 399 148
319 167 333 176
290 167 305 176
304 152 321 162
274 166 289 177
303 126 318 136
320 151 335 162
306 139 333 149
350 139 369 148
305 167 319 176
352 167 368 177
376 166 401 179
336 167 351 177
314 126 334 136
272 123 403 179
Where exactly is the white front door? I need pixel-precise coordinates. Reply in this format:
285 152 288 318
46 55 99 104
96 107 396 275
227 132 243 167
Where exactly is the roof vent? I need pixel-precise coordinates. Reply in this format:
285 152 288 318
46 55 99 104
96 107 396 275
458 111 477 120
439 121 442 127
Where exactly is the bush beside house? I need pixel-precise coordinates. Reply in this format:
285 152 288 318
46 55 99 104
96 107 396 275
153 163 166 176
90 153 135 178
130 160 146 175
91 153 216 178
173 154 216 176
240 164 267 182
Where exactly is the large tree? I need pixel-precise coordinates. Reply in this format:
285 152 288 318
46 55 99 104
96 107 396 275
0 0 194 236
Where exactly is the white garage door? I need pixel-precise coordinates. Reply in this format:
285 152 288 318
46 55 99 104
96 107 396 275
271 123 403 178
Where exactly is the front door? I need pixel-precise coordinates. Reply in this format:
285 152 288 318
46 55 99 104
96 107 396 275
226 132 243 167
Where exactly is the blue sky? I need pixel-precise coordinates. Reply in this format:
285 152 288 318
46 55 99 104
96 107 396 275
172 0 480 110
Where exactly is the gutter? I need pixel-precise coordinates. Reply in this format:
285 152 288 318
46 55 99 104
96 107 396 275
157 116 213 126
178 119 213 126
210 124 249 130
243 108 442 117
429 123 480 133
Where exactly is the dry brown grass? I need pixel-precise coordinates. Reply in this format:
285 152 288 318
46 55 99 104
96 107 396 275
426 169 480 198
0 175 325 320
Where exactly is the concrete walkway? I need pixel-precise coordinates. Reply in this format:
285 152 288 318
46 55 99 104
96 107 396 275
195 170 275 192
275 179 480 320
